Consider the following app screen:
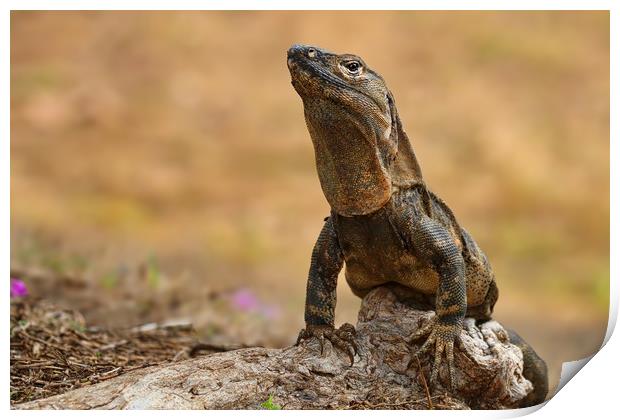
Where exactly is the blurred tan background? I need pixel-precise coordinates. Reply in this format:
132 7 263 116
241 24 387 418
10 11 609 395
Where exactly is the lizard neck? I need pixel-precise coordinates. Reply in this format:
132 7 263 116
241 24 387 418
304 98 394 217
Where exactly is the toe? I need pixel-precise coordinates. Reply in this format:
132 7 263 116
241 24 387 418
335 326 357 355
445 340 456 391
339 323 356 336
326 331 355 365
430 340 445 385
408 316 437 342
413 330 436 359
318 332 326 355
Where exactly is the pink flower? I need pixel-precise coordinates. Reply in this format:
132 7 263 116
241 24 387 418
230 289 259 312
229 288 281 320
10 278 28 298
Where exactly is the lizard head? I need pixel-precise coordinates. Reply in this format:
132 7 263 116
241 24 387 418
287 44 423 216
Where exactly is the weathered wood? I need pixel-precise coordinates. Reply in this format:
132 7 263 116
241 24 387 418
16 287 533 410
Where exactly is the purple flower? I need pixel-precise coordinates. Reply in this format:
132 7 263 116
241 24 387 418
229 288 281 320
10 278 28 298
230 289 259 312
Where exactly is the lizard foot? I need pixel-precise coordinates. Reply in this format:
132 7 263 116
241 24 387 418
408 315 461 391
296 323 358 366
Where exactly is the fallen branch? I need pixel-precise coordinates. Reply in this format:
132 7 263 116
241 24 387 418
16 287 534 410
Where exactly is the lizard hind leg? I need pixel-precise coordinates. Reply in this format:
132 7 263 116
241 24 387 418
506 329 549 407
467 280 499 322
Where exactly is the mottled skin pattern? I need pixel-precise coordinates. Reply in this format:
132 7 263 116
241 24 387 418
288 45 547 406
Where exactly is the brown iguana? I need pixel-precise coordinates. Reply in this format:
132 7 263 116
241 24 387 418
287 44 548 406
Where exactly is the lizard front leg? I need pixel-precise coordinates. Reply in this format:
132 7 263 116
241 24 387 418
296 217 357 364
398 212 467 390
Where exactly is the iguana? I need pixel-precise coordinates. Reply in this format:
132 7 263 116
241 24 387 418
287 44 548 406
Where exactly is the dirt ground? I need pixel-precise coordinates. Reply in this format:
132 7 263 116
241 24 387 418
10 297 199 404
10 11 609 406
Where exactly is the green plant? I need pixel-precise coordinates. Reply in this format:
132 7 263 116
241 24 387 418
260 395 281 410
100 273 118 289
70 321 85 333
146 254 160 289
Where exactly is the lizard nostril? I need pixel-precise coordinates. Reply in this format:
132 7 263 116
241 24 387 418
307 48 316 58
287 44 304 59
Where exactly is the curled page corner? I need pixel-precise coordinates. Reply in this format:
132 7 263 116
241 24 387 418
544 278 617 403
554 355 595 394
503 282 616 417
496 355 602 417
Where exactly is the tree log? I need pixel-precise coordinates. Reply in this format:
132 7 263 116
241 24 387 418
16 287 533 410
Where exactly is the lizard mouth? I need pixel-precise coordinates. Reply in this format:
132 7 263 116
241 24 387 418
287 45 360 99
286 44 313 71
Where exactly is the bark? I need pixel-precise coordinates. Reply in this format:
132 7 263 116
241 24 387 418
16 287 533 410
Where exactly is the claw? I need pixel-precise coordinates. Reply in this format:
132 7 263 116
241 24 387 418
348 347 356 366
350 339 359 356
344 344 355 366
295 328 306 346
295 323 358 366
409 316 460 391
325 330 355 365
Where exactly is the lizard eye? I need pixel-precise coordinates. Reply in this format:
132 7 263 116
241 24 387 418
343 61 362 74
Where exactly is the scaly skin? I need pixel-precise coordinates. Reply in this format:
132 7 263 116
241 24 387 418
287 44 547 405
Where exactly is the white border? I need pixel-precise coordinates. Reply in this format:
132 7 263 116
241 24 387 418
0 1 616 11
3 2 616 419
